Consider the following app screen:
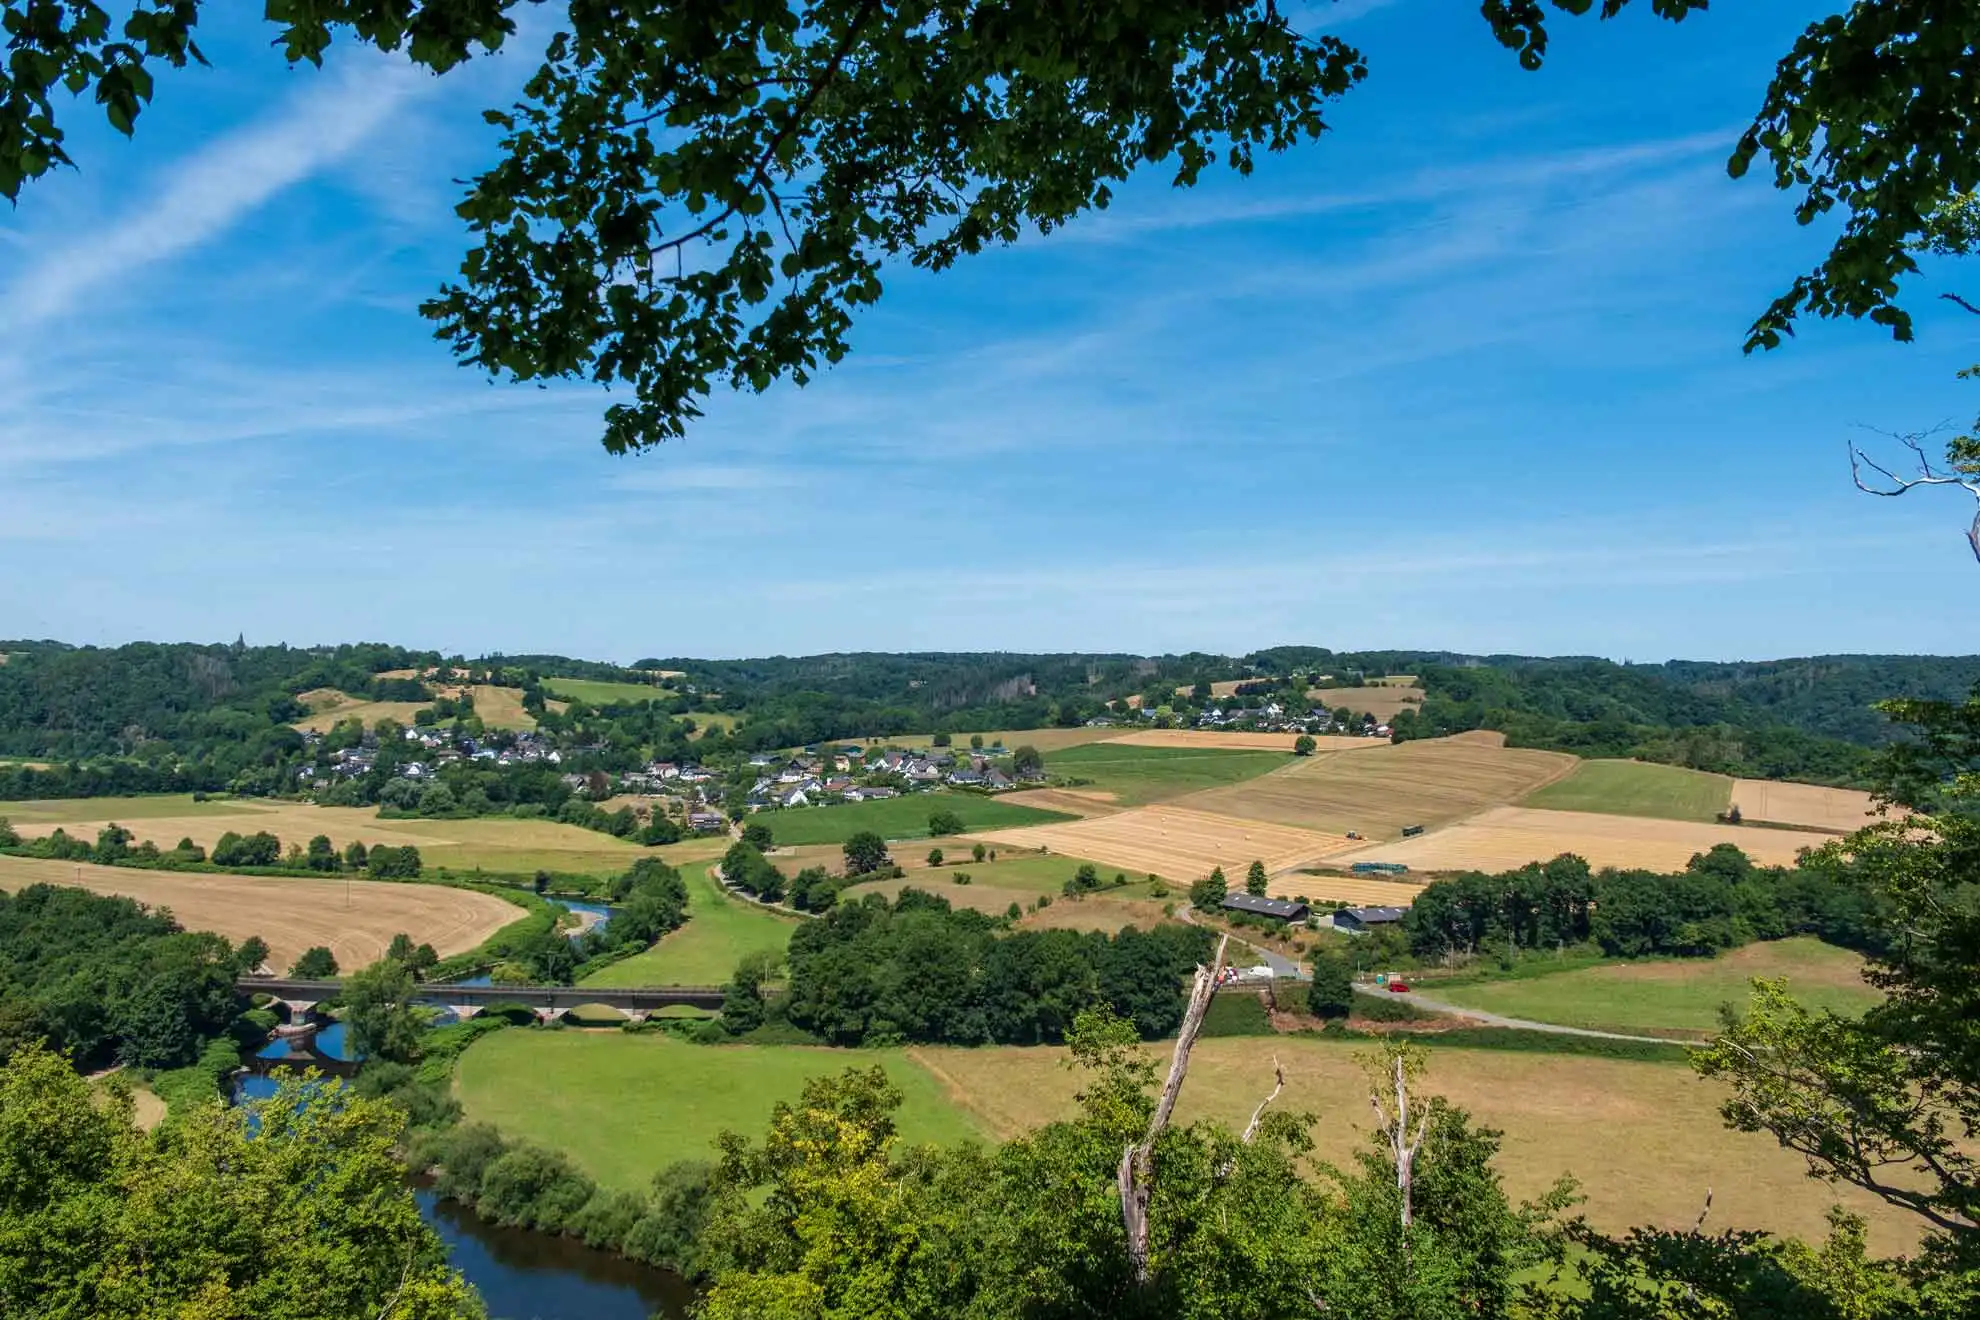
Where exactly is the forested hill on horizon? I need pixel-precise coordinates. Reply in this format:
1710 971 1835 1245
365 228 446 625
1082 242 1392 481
1 640 1977 791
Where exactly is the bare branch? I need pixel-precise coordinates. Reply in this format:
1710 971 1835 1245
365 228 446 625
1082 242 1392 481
1242 1054 1286 1144
1940 292 1980 317
1119 933 1229 1285
1693 1186 1714 1232
1846 424 1980 563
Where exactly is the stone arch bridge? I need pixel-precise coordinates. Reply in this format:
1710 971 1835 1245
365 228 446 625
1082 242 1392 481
242 976 725 1025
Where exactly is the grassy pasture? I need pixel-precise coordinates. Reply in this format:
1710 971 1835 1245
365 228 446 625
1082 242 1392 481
910 1036 1919 1251
454 1031 982 1191
885 727 1126 753
543 677 677 706
844 851 1173 924
1179 731 1577 840
757 793 1072 846
1044 743 1290 806
0 793 262 823
1521 759 1732 822
687 712 739 738
582 863 802 987
1427 938 1879 1036
462 684 537 730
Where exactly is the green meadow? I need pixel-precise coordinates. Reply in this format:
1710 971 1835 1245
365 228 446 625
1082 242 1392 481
1427 937 1878 1036
582 863 803 987
454 1031 983 1191
1042 743 1289 805
1520 759 1732 822
758 792 1071 846
542 676 677 705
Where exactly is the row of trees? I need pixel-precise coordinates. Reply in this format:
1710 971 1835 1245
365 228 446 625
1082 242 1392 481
781 890 1213 1045
1 818 426 882
1403 844 1884 962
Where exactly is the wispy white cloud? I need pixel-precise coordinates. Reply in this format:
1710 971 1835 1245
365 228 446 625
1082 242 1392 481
1 58 423 332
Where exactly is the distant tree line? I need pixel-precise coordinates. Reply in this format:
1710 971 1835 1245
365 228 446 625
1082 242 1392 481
780 889 1213 1046
4 640 1973 804
1 817 425 882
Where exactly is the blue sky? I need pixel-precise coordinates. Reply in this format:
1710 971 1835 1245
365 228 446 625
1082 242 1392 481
3 1 1976 663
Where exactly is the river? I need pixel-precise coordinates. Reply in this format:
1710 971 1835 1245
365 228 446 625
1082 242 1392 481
241 913 699 1320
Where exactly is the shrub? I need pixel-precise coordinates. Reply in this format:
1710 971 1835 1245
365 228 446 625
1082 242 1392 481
478 1144 597 1231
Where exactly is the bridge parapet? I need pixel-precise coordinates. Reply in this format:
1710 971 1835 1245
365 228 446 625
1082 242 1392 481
237 977 725 1013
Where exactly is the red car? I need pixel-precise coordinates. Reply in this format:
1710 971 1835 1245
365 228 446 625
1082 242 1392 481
1387 980 1410 993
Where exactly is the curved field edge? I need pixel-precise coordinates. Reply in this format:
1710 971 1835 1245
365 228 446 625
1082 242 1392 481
0 852 527 971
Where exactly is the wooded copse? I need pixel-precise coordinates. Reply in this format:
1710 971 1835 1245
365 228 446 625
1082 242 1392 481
779 889 1214 1046
1402 842 1885 963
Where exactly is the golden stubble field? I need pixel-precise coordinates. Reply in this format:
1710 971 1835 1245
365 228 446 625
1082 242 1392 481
1336 806 1838 873
1729 780 1887 834
1 797 645 875
293 683 548 733
0 853 521 970
1179 731 1578 841
970 805 1356 882
1305 684 1427 721
1268 873 1428 906
905 1036 1920 1252
1104 730 1379 753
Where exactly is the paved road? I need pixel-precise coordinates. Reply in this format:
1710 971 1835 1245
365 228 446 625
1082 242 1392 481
1364 984 1689 1045
1176 902 1305 979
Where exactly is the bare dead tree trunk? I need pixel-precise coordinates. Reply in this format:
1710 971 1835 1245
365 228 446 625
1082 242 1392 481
1119 933 1228 1284
1367 1049 1431 1244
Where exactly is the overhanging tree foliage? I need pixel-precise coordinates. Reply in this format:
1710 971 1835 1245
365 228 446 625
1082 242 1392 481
8 2 1971 450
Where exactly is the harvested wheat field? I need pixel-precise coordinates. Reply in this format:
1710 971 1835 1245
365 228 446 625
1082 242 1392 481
971 805 1355 881
291 690 435 734
997 787 1122 818
0 854 521 969
1174 680 1255 699
1306 684 1426 721
1269 873 1428 906
1334 806 1836 873
1179 731 1576 840
4 799 644 876
1105 730 1380 753
1730 780 1887 834
906 1036 1918 1251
